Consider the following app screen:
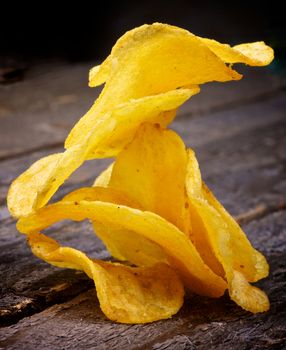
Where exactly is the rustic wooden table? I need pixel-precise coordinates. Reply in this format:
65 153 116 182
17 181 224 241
0 63 285 349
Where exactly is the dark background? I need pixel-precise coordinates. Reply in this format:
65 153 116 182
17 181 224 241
0 1 285 70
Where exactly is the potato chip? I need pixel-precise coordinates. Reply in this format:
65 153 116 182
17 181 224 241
188 197 269 312
7 146 88 217
202 183 269 282
94 147 218 275
93 223 168 267
109 123 189 233
92 161 170 267
185 149 202 198
185 149 269 312
62 186 139 208
90 123 269 312
198 38 274 66
93 163 114 187
185 149 269 282
27 232 184 323
230 270 269 313
87 23 241 92
8 88 195 217
72 22 245 151
7 153 62 217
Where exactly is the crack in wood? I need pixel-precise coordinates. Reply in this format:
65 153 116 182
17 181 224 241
0 142 63 162
1 86 285 164
0 279 94 328
235 199 286 225
177 86 286 120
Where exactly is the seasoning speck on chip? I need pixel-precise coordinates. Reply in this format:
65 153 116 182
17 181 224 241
8 23 274 323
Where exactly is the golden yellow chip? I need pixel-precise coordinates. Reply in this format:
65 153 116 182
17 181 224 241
28 232 184 323
188 197 269 313
109 123 189 233
93 163 114 187
7 154 61 218
7 146 88 217
185 149 269 282
185 149 269 312
198 38 274 66
202 183 269 282
93 222 168 267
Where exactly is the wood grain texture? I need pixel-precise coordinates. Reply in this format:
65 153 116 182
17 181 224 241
0 211 285 349
0 63 285 348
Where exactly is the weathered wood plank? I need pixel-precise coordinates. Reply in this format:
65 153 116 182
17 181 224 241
0 92 285 326
0 64 283 159
0 211 285 349
195 117 286 216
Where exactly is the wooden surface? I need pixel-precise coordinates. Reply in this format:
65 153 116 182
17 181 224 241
0 63 285 349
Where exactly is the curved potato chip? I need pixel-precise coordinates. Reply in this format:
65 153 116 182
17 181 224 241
185 149 269 282
62 186 139 208
185 149 202 198
109 123 189 233
88 56 112 88
198 38 274 66
8 144 90 218
7 153 62 218
233 42 274 66
188 197 269 313
93 163 114 187
27 232 184 323
87 23 241 91
17 200 227 297
93 223 168 267
202 183 269 282
8 88 195 218
86 88 198 159
188 199 225 277
35 145 90 209
63 186 167 266
230 270 269 313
